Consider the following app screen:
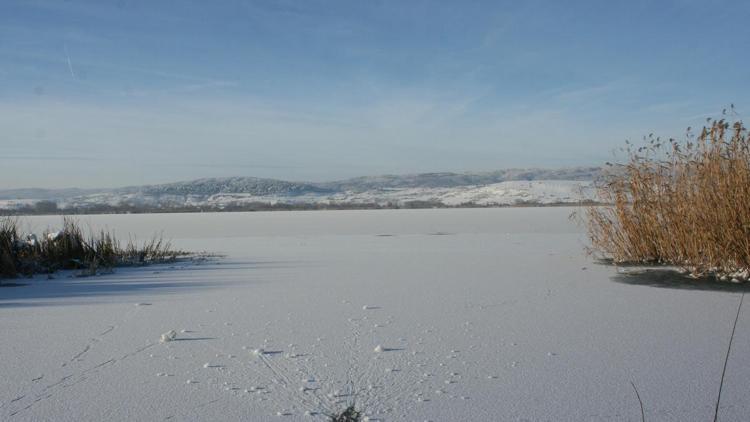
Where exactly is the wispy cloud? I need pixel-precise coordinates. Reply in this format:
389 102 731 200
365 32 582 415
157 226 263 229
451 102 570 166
534 80 634 107
0 154 94 162
63 43 76 79
640 100 694 114
119 80 239 97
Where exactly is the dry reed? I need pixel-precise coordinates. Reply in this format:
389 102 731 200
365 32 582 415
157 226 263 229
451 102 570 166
0 217 186 280
586 109 750 281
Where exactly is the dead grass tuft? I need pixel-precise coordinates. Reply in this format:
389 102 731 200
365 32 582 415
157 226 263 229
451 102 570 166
329 405 361 422
0 217 186 280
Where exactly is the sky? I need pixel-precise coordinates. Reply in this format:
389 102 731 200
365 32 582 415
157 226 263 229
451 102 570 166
1 0 749 189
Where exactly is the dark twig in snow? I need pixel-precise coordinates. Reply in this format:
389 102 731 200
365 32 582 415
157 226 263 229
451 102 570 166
714 292 745 422
630 381 645 422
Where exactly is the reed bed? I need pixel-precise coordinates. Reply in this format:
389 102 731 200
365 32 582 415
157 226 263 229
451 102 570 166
586 111 750 281
0 216 186 280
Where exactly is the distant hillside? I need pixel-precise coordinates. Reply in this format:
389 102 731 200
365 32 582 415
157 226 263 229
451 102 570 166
319 167 601 191
117 177 333 197
0 167 602 213
0 187 99 200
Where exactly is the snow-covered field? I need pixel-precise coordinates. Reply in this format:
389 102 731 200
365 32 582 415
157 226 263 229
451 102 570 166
2 208 748 421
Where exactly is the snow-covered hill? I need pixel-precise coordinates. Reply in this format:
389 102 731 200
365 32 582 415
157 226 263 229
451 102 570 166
0 167 600 211
196 180 594 207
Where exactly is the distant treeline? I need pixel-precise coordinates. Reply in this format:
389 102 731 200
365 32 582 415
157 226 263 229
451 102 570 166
0 199 599 216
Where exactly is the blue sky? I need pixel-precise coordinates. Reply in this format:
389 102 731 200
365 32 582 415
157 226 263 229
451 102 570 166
1 0 748 188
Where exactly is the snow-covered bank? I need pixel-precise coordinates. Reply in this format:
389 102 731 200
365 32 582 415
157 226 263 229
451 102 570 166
1 208 748 421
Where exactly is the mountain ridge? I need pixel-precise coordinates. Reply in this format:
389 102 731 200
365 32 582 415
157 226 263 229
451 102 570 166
0 167 602 212
0 167 601 200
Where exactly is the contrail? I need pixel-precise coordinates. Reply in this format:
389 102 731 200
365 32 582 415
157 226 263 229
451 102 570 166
64 44 76 79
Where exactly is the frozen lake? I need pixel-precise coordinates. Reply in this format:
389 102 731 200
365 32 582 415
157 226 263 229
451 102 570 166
2 208 748 421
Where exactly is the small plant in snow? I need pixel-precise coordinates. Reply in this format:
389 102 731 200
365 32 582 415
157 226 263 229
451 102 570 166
329 405 361 422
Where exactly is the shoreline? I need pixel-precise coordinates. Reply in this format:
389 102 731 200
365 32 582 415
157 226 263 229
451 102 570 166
1 200 601 217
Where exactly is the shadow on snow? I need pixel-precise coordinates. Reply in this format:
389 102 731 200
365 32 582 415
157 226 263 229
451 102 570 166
611 268 750 293
0 260 305 308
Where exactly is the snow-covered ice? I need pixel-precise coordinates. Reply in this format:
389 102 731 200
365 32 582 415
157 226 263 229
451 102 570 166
2 208 750 421
46 231 63 242
160 330 178 343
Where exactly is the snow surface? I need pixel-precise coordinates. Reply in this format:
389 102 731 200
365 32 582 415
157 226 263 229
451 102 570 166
1 208 749 421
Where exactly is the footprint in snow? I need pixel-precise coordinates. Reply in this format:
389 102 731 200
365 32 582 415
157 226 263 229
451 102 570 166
374 345 403 353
